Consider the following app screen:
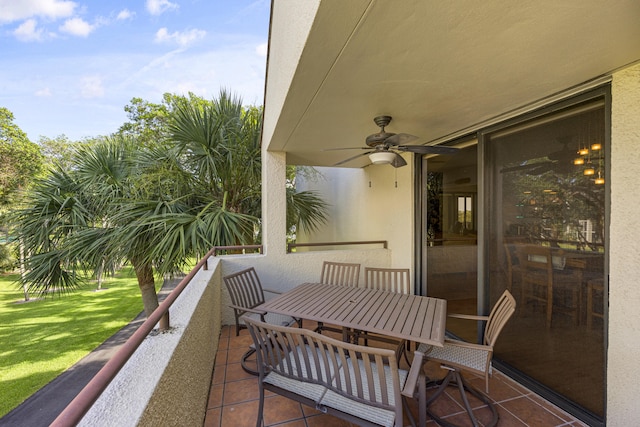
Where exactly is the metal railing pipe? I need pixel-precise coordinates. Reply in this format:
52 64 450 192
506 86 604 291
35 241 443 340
287 240 387 252
212 245 263 256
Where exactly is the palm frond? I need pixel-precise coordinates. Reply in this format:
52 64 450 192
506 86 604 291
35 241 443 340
287 189 330 234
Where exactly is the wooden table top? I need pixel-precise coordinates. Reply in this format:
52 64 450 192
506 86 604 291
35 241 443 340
259 282 447 347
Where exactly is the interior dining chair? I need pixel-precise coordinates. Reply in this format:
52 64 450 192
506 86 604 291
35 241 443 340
316 261 361 336
519 245 581 328
357 267 412 355
553 252 585 326
519 244 554 327
223 267 301 374
410 289 516 427
503 243 525 294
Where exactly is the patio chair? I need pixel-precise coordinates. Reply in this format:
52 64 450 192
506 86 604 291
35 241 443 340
223 267 301 374
243 314 424 427
364 267 411 294
319 261 361 286
316 261 361 336
356 267 412 355
408 289 516 427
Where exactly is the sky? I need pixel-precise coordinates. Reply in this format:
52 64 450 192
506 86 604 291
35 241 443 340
0 0 271 142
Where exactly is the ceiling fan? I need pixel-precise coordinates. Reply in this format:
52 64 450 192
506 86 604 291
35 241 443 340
328 115 458 168
500 137 577 175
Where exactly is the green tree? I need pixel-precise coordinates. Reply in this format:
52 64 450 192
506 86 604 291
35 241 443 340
38 134 77 171
117 93 203 146
0 108 42 276
0 108 43 207
170 91 328 242
118 97 170 145
14 90 328 322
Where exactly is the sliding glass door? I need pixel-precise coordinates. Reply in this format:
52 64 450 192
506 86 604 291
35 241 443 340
422 142 478 342
419 88 608 424
484 95 607 421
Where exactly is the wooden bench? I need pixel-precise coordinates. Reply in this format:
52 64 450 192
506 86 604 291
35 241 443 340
243 314 425 427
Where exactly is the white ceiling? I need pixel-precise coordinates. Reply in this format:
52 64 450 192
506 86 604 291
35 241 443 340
266 0 640 168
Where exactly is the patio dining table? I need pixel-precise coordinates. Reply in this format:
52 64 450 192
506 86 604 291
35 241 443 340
258 282 447 347
256 282 447 426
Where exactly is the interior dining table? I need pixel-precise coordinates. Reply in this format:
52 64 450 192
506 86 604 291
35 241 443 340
257 282 448 348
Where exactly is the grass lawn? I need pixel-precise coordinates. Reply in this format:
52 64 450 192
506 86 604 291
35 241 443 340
0 269 146 418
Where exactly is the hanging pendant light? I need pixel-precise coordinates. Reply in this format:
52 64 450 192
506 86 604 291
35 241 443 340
594 174 605 185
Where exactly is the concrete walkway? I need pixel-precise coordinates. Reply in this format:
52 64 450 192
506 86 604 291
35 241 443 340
0 277 182 427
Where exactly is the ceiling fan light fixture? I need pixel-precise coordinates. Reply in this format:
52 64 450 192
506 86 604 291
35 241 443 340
369 151 397 164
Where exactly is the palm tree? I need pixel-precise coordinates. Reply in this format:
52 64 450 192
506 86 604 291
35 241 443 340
14 91 327 324
169 90 328 242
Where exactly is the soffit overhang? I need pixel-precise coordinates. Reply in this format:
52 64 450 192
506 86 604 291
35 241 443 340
266 0 640 168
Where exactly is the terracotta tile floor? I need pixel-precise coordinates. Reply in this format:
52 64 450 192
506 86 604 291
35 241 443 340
205 323 588 427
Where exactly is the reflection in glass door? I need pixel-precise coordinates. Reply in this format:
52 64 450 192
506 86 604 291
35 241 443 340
485 97 607 422
422 143 478 342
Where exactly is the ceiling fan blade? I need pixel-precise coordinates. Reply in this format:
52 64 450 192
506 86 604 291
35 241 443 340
396 145 458 155
324 147 370 151
527 164 556 175
333 151 372 166
385 133 418 146
390 153 407 168
500 161 555 173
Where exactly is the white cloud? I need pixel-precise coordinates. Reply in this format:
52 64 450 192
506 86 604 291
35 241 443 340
154 27 206 48
116 9 134 20
0 0 77 24
35 87 52 97
256 42 267 57
122 44 267 105
146 0 178 16
13 18 44 41
59 17 93 37
80 75 104 98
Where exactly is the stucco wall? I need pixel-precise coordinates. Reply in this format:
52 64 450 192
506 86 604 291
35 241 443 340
261 0 320 147
78 259 222 427
607 62 640 425
297 158 414 269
